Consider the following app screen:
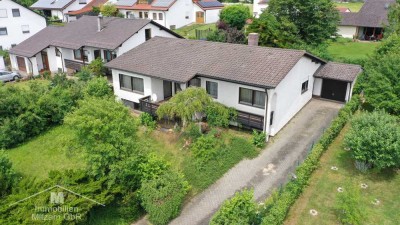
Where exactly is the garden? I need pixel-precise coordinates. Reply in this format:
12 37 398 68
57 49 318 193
0 59 266 225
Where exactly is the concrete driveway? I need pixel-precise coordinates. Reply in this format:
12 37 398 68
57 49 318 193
136 99 342 225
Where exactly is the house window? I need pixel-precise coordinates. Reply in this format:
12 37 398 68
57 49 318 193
119 74 144 94
159 13 163 20
12 9 20 17
145 28 151 41
239 87 266 109
0 27 7 36
174 83 182 94
170 25 176 30
21 25 30 34
55 48 61 57
126 11 131 18
153 13 157 20
104 50 116 62
79 0 86 4
144 12 148 19
188 78 200 87
0 9 7 18
139 12 143 18
301 80 309 94
11 44 16 48
74 49 88 62
206 81 218 98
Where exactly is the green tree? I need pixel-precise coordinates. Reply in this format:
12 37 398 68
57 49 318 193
219 4 251 30
100 4 122 17
247 12 300 48
344 111 400 171
0 151 17 197
356 35 400 114
387 0 400 35
156 87 212 127
87 57 106 77
139 172 189 225
268 0 340 45
210 189 257 225
84 77 113 98
65 97 139 177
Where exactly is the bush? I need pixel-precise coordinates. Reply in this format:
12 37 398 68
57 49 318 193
76 67 92 81
259 95 360 224
139 112 157 130
210 189 257 225
191 134 219 165
252 130 266 148
84 77 113 98
344 111 400 171
219 4 251 30
335 184 364 225
139 172 189 225
184 123 203 140
206 102 237 127
87 57 106 77
0 151 17 197
40 70 51 80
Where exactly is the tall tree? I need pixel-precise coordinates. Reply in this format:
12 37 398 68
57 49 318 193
219 4 251 30
387 0 400 35
268 0 340 45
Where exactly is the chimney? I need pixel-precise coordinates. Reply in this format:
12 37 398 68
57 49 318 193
97 13 103 32
248 33 259 46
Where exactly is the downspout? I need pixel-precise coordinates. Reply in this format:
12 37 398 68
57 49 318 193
164 11 167 28
56 47 65 72
264 88 270 142
347 81 352 102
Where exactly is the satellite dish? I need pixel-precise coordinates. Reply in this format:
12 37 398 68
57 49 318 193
152 93 158 102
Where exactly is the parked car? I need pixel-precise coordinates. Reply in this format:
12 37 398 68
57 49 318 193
0 70 21 82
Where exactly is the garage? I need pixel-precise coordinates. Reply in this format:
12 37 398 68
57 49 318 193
321 79 348 102
313 62 362 102
16 56 26 72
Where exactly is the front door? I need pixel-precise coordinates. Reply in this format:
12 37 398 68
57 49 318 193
321 79 348 102
16 56 26 72
163 80 172 99
196 11 204 24
41 52 49 71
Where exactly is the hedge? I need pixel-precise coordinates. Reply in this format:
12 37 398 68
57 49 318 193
260 95 360 225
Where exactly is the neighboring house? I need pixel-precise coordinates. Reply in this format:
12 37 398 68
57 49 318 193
0 0 46 50
114 0 224 30
253 0 269 18
105 36 361 137
31 0 94 22
338 0 395 40
336 6 351 13
8 15 181 75
67 0 108 20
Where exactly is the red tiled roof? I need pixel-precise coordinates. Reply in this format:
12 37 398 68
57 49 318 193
67 0 108 15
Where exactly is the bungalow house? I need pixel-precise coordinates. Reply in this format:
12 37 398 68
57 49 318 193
113 0 224 29
0 0 46 50
8 15 181 75
31 0 98 22
338 0 395 40
253 0 269 18
105 36 361 137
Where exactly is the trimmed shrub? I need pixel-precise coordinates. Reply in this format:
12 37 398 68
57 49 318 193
210 189 257 225
252 130 267 148
139 172 189 225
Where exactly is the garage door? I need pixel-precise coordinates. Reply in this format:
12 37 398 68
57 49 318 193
321 79 348 102
16 56 26 72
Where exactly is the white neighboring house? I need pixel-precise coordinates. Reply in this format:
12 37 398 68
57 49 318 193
114 0 223 30
0 0 46 50
31 0 94 22
8 15 181 75
253 0 268 18
105 35 361 138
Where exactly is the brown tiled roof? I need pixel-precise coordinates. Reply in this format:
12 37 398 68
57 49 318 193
105 37 325 88
10 16 182 57
315 62 362 82
340 0 395 28
67 0 108 15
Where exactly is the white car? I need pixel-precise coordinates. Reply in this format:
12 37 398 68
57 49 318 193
0 70 21 83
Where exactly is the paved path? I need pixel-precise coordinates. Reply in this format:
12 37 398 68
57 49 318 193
135 99 342 225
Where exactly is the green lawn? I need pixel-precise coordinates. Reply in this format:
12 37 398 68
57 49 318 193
335 2 364 12
7 125 85 180
175 23 217 39
284 125 400 225
328 39 379 61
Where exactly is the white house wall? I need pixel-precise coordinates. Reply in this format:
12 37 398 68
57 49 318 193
338 26 357 38
312 78 323 96
253 3 268 18
0 0 46 49
269 56 322 136
204 9 220 24
166 0 194 28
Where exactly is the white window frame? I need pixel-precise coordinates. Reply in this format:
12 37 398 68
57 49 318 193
21 25 30 34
